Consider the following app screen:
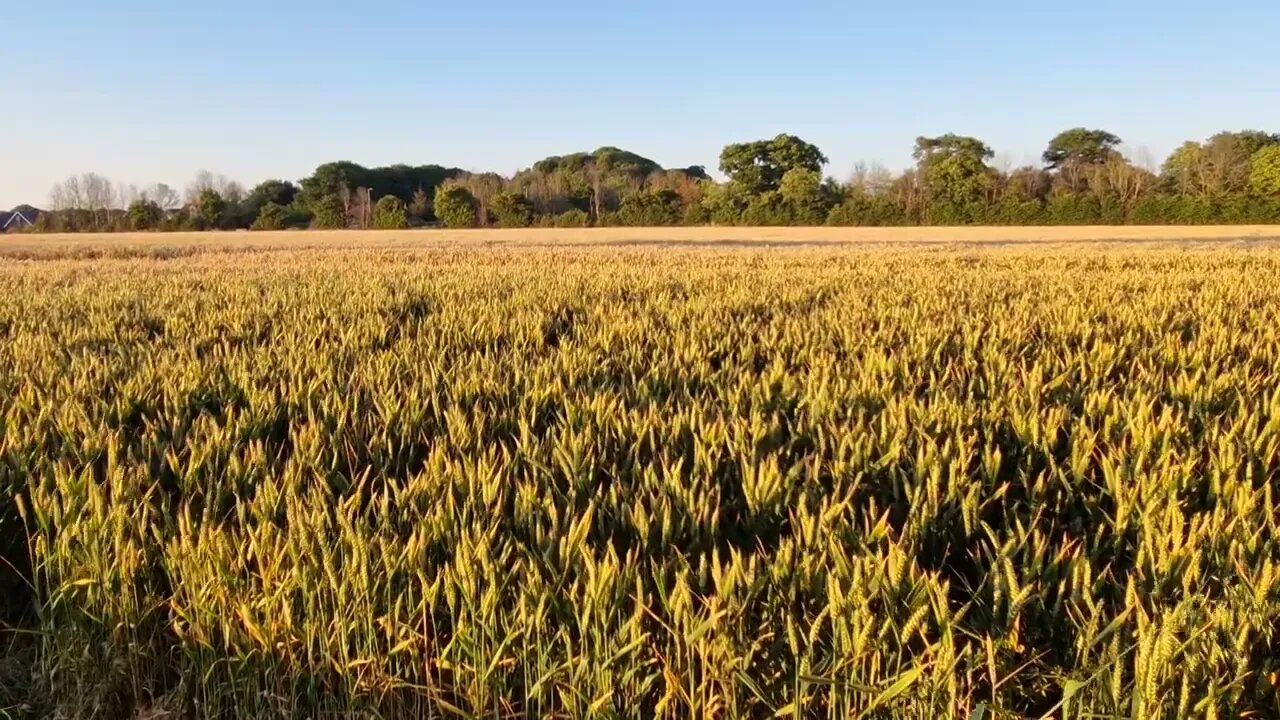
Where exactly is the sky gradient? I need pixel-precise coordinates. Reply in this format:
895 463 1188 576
2 0 1276 208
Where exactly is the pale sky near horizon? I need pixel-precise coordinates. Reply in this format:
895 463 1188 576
1 0 1277 209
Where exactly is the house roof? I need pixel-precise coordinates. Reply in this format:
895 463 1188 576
2 208 34 230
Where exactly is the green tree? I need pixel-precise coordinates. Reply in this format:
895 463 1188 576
298 162 368 209
913 134 994 222
1161 141 1204 193
700 181 750 225
434 186 478 228
194 189 227 229
489 192 535 228
372 195 409 229
1043 128 1123 169
1163 131 1280 197
913 134 994 164
616 189 683 226
740 191 792 225
245 180 298 216
310 194 347 229
778 168 833 224
552 209 589 227
251 202 287 230
298 163 462 212
1204 130 1280 193
126 200 163 231
1250 145 1280 197
719 134 828 196
926 151 993 207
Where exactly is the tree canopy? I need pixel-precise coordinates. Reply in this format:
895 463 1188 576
1043 128 1123 168
720 134 828 196
30 125 1280 232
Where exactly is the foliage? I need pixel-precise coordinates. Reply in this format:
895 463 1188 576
433 185 478 228
488 192 535 228
682 203 710 226
777 168 832 225
924 153 992 210
1046 192 1104 224
2 246 1278 718
372 195 409 230
24 126 1280 233
913 134 994 163
826 195 915 226
244 180 298 219
193 189 227 229
740 191 792 225
1250 145 1280 197
298 162 461 210
308 194 347 230
719 134 828 195
551 208 589 227
616 189 683 226
126 200 163 231
700 181 751 225
1043 128 1123 168
248 202 287 231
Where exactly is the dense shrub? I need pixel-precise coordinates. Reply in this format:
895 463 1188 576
126 200 163 231
552 208 590 228
1046 193 1103 225
740 192 791 226
616 189 683 226
433 186 478 229
373 196 409 230
251 202 287 230
489 192 535 228
310 194 347 229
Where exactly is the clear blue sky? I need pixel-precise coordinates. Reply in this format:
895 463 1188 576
2 0 1276 208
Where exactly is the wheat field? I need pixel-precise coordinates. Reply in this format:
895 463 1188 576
2 224 1280 258
1 229 1279 719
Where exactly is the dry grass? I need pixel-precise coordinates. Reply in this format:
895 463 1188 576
1 224 1278 259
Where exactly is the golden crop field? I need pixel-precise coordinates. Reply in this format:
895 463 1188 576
1 229 1279 719
0 223 1278 255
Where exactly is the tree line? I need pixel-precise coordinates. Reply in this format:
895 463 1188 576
26 128 1280 232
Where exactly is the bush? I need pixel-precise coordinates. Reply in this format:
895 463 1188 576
373 196 409 230
310 194 347 230
616 189 683 226
827 196 915 226
1128 195 1215 225
1216 193 1280 224
251 202 288 231
126 200 163 231
701 182 750 225
489 192 535 228
682 204 710 226
552 209 590 228
987 199 1046 226
740 192 791 226
433 186 478 229
194 189 228 230
1045 193 1103 225
1249 145 1280 197
778 168 832 225
925 201 987 226
160 213 196 232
